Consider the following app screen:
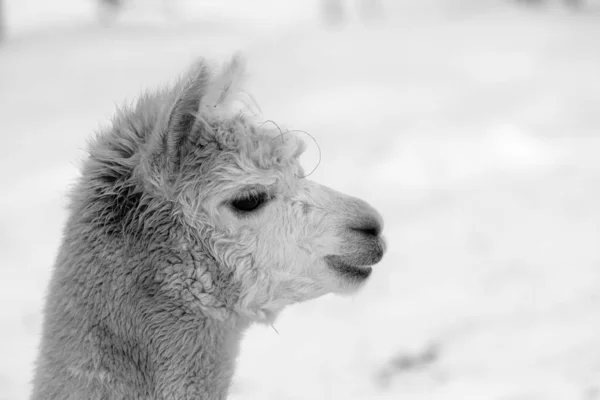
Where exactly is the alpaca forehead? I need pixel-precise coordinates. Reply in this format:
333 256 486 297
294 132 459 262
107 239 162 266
242 127 304 157
183 114 307 198
242 135 304 166
206 121 305 172
206 115 305 162
207 159 298 195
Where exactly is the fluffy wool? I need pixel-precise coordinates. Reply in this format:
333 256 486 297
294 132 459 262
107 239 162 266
31 54 385 399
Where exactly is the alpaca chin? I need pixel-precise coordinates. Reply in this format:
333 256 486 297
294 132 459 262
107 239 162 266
326 255 374 281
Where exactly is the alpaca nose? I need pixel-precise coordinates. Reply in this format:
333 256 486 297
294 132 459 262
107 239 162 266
347 197 384 237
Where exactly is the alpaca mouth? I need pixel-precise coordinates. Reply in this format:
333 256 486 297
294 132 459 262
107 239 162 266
324 255 374 281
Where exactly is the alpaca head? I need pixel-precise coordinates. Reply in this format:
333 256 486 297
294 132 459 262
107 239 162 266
121 55 385 322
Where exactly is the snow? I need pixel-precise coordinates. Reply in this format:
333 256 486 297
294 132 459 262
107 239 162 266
1 0 599 399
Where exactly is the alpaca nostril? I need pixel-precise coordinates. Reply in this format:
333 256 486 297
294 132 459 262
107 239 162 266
350 220 382 237
354 226 378 237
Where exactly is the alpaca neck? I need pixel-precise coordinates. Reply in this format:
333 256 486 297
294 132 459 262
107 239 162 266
149 315 248 399
126 245 250 399
33 235 251 400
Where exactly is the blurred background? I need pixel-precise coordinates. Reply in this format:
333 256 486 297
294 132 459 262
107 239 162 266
1 0 599 399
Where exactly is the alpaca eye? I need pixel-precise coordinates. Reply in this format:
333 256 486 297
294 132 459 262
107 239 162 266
230 192 269 213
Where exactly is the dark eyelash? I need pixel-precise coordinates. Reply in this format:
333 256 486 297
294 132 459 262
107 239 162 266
230 192 270 214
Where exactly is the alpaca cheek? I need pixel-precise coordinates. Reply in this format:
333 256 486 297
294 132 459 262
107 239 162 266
298 210 343 256
284 203 327 254
254 232 296 274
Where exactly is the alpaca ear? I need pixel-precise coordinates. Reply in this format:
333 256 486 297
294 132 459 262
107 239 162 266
201 52 246 113
146 54 247 183
163 61 211 172
165 54 245 163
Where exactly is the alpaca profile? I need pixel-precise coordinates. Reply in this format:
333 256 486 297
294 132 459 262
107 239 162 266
31 54 385 399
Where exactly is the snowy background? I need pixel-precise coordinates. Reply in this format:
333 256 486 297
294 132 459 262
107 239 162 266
1 0 599 399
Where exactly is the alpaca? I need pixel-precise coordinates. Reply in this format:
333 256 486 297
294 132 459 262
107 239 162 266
31 54 385 400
